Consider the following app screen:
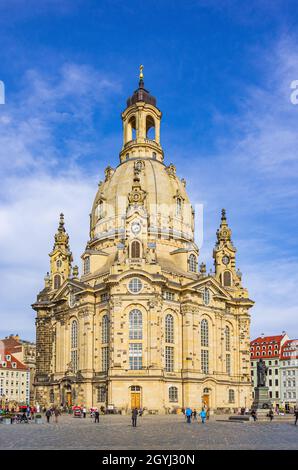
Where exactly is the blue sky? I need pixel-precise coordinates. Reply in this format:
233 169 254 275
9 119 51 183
0 0 298 340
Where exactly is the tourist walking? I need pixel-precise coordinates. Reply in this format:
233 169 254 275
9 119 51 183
294 408 298 426
94 410 100 423
54 407 61 423
192 409 197 421
199 408 207 424
45 408 52 424
251 409 257 422
185 407 192 424
131 407 138 427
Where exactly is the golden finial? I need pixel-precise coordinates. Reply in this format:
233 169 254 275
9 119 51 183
139 64 144 80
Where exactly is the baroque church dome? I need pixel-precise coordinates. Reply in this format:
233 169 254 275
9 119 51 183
84 69 198 279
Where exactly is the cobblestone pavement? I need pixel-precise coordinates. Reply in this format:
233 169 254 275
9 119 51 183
0 415 297 450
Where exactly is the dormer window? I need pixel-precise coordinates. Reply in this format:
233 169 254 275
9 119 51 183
6 355 11 361
203 287 210 305
12 362 17 368
84 256 90 275
188 254 197 273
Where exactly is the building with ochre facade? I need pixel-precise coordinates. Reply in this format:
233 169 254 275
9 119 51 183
33 70 254 413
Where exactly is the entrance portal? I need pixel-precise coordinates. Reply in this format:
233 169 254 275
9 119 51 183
130 386 141 409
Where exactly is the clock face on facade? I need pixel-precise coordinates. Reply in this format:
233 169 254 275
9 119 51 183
222 255 230 265
131 222 141 235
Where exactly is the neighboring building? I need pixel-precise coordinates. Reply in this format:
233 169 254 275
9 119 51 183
280 339 298 410
1 335 36 403
250 333 289 406
0 349 30 405
33 70 254 413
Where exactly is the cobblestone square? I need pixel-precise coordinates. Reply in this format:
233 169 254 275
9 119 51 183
1 415 297 450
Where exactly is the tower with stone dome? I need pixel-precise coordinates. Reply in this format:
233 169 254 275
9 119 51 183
33 68 254 413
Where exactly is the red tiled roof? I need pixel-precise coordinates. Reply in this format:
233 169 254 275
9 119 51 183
250 335 284 345
0 350 28 370
250 334 286 360
280 339 298 360
1 337 22 353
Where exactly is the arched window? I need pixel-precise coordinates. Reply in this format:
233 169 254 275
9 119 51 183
70 319 78 372
223 271 232 287
102 315 109 344
176 197 182 216
146 115 155 140
152 151 157 159
201 319 209 347
129 309 142 339
54 274 61 290
127 115 136 141
84 256 90 275
188 254 197 273
226 353 231 374
165 314 174 343
131 240 141 259
228 389 235 403
169 386 178 402
225 326 230 351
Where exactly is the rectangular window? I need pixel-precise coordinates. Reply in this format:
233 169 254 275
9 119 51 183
269 379 272 387
97 386 106 402
275 391 279 398
129 343 142 370
102 347 109 372
201 349 209 374
269 391 272 398
269 369 272 375
165 346 174 372
164 291 175 301
275 379 278 386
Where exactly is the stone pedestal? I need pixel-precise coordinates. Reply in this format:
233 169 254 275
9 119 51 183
252 387 271 420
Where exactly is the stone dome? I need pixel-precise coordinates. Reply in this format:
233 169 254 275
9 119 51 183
90 157 195 250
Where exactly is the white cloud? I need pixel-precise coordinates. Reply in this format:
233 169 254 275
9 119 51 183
0 63 120 339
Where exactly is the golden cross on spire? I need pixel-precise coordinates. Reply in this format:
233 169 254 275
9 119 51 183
139 64 144 80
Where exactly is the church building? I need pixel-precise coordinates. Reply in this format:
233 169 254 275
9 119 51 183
33 69 254 413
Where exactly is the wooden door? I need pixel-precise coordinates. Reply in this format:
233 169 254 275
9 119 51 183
131 392 141 409
202 394 209 409
66 391 72 407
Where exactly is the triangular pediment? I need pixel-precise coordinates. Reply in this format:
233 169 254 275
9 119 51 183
52 278 90 301
183 276 232 300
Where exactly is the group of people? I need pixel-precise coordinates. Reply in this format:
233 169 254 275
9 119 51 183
251 407 298 424
184 407 208 424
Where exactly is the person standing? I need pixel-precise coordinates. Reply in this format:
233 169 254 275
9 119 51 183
131 407 138 427
45 408 51 424
268 408 274 422
199 408 207 424
294 408 298 426
251 409 257 422
185 407 192 424
94 410 100 423
54 407 61 424
192 409 197 421
82 406 87 418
